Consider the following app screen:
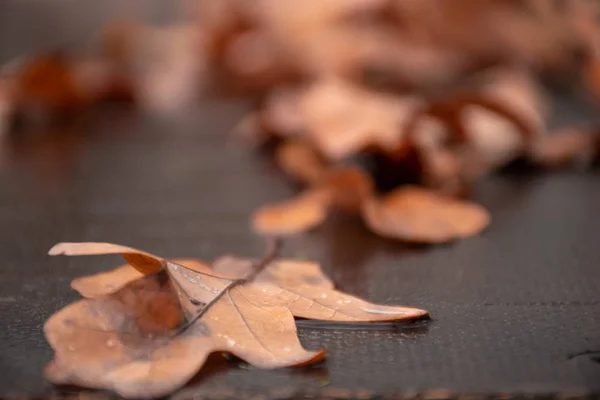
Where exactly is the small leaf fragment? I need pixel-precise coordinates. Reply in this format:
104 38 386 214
362 186 490 243
252 190 332 236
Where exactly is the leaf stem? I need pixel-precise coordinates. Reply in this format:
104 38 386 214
241 236 281 282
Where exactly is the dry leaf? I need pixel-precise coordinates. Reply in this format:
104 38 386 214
299 78 421 160
252 166 375 235
362 186 490 243
45 243 427 398
462 69 546 168
405 69 547 191
252 190 332 236
275 140 328 184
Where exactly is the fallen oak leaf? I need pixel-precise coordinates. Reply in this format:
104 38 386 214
362 186 490 243
46 241 427 397
64 242 425 323
458 69 547 171
298 78 422 160
45 269 323 398
252 189 332 236
46 242 324 398
402 69 547 195
61 242 426 323
251 166 374 236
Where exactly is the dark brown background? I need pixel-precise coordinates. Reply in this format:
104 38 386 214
0 1 599 398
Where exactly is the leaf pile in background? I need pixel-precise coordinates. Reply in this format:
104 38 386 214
1 0 600 241
45 242 427 398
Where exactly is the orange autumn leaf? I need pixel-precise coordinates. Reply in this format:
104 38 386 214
45 269 323 398
45 242 427 398
252 166 375 236
458 69 546 170
299 78 421 160
252 189 331 236
362 186 490 243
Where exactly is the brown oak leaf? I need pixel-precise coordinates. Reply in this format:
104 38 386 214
298 78 421 160
45 242 427 398
251 166 373 236
362 186 490 243
252 189 332 236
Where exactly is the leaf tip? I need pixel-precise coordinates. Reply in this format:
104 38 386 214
411 308 429 319
294 349 327 367
48 242 71 256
